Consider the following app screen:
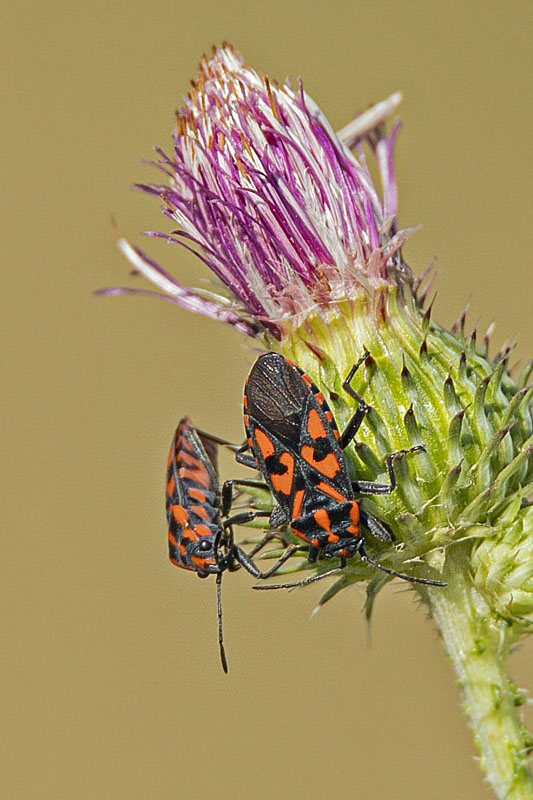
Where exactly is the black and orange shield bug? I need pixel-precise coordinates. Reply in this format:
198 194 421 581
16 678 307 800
166 417 292 671
236 352 446 590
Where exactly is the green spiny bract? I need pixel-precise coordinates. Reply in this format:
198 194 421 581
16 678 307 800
257 288 532 618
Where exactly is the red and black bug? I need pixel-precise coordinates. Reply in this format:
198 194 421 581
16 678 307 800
167 417 291 670
236 352 446 590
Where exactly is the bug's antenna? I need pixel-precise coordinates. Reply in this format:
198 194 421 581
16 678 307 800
216 573 228 673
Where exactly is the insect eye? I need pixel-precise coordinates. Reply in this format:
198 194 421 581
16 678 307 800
198 539 212 552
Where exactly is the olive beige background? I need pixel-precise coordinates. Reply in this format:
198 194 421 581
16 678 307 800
3 1 531 798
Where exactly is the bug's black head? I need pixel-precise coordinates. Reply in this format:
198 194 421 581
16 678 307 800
324 535 363 560
190 535 224 577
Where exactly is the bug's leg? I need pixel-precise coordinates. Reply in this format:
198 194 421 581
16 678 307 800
195 428 254 468
222 486 289 558
213 527 231 570
246 530 278 557
339 350 371 450
222 510 272 528
229 514 308 580
358 544 446 587
213 525 224 553
307 545 320 563
238 506 288 552
233 543 305 579
238 513 289 550
360 509 394 542
352 446 425 495
252 558 347 591
269 504 287 529
221 477 269 516
221 514 273 574
195 428 241 448
235 443 260 470
245 527 291 557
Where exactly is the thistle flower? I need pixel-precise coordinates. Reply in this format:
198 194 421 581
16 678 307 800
101 44 406 338
104 45 533 799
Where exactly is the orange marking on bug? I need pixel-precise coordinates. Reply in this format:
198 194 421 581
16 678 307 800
301 374 313 388
179 467 210 487
313 508 330 531
344 503 360 536
270 452 294 495
243 395 248 408
316 482 347 503
301 445 340 479
289 523 311 545
324 411 334 424
178 441 195 454
190 504 210 521
337 547 353 558
193 524 212 539
188 487 207 503
171 505 189 527
307 408 327 441
345 524 359 537
168 529 179 547
312 508 340 544
179 450 201 467
292 488 305 518
191 555 214 570
167 475 176 496
314 392 325 405
333 429 340 440
170 556 192 570
255 428 275 459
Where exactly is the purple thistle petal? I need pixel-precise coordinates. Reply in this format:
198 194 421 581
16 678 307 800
336 92 403 148
105 238 259 335
376 121 402 233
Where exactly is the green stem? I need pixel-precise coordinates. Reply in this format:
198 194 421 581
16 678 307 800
424 545 533 799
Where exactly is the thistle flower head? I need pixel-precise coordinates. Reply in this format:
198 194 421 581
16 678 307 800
102 44 409 337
